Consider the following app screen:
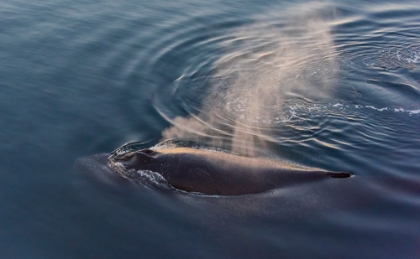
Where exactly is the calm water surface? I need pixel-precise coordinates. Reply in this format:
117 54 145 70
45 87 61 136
1 0 420 258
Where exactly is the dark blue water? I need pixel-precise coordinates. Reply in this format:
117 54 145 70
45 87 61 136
1 0 420 258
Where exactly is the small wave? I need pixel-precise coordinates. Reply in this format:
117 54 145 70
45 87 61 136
224 101 420 125
364 47 420 70
109 159 174 190
356 105 420 115
395 49 420 64
132 169 173 190
286 102 420 118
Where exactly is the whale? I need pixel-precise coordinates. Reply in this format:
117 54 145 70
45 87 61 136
107 141 351 196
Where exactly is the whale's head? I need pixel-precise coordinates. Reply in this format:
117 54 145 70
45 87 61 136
109 149 159 172
75 154 133 188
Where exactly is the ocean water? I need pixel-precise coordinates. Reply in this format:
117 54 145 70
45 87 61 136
1 0 420 258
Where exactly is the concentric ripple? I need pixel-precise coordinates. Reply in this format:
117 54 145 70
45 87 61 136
85 1 420 161
149 4 346 156
146 2 420 159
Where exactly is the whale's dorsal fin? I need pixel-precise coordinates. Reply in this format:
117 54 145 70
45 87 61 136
326 172 352 178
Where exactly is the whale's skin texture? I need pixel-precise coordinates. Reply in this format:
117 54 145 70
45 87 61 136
108 145 351 196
